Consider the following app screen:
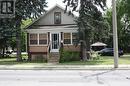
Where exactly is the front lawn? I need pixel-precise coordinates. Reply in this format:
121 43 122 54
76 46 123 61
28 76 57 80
59 55 130 65
0 54 130 65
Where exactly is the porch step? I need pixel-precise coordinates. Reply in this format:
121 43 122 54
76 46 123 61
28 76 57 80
48 52 60 63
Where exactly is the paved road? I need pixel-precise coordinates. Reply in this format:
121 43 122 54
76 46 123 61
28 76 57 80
0 69 130 86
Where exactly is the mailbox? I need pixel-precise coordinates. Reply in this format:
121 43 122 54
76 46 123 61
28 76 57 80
0 0 15 18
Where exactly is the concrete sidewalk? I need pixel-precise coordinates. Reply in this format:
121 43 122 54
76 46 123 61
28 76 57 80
0 64 130 70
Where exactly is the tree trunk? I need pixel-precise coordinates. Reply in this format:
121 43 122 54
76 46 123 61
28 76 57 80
15 16 22 62
80 40 87 61
16 31 22 62
2 47 5 58
86 38 91 60
80 42 83 60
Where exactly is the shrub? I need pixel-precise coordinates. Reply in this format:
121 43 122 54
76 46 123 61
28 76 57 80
90 51 101 60
60 50 80 62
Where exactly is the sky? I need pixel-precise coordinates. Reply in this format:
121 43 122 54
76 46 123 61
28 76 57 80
46 0 112 10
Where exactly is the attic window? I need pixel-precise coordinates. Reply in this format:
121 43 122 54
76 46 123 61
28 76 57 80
54 12 61 24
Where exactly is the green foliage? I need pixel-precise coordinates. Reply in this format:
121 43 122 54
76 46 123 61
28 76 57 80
105 0 130 52
60 50 80 63
21 19 32 29
0 0 47 61
64 0 108 60
90 51 101 60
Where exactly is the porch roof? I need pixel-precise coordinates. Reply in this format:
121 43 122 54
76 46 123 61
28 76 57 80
26 24 78 33
28 24 77 29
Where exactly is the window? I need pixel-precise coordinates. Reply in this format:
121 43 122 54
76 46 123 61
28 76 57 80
39 33 47 45
1 1 14 14
72 33 78 44
54 12 61 24
29 33 47 45
64 33 71 44
30 34 38 45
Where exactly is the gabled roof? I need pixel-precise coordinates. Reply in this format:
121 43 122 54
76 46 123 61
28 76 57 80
25 4 77 29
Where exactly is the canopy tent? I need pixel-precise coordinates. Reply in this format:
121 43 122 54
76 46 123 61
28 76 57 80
91 42 107 47
91 42 107 51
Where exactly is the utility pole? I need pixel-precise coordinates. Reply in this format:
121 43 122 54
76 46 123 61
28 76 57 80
112 0 119 68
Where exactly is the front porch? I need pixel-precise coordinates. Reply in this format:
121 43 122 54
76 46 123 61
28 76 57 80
27 32 62 63
27 25 79 63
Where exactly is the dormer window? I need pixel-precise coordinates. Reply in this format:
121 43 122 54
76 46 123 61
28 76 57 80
54 12 61 24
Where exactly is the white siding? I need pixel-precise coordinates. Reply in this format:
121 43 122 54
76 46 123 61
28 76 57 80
34 6 76 25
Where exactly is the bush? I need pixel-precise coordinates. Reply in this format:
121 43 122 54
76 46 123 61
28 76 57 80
90 51 101 60
60 50 80 62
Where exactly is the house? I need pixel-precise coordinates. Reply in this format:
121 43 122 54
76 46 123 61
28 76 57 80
26 5 80 63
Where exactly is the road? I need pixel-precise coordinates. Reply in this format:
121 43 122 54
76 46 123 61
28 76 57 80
0 69 130 86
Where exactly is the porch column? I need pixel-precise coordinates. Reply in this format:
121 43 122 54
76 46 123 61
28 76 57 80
48 32 50 45
60 32 63 48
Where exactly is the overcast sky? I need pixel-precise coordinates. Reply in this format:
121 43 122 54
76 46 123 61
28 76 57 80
46 0 112 10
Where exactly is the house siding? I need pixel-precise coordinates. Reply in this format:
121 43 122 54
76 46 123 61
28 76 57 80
63 45 80 52
29 46 48 52
31 54 47 61
34 6 76 25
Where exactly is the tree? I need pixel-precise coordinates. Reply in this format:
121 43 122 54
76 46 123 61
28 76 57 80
64 0 107 60
13 0 47 61
105 0 130 52
0 18 31 58
0 19 16 58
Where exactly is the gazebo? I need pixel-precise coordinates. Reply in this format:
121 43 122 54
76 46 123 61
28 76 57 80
91 42 107 51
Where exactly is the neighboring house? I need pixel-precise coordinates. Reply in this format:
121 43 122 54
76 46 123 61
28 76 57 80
26 5 80 63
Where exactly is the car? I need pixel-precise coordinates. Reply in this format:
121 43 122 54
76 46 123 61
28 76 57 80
5 50 13 54
98 48 123 56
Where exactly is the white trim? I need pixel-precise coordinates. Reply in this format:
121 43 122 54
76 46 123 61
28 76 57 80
29 45 48 47
63 32 78 45
50 32 61 52
27 28 78 33
29 33 48 46
29 33 38 46
71 33 73 45
72 32 78 44
37 33 39 45
63 32 72 45
39 33 48 46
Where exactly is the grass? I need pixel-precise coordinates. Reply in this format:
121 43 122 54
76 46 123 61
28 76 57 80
0 54 130 65
0 54 45 65
59 55 130 65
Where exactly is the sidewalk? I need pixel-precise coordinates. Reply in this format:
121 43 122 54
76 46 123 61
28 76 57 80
0 63 130 70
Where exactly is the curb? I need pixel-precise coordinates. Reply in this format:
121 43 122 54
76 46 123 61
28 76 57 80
0 66 130 70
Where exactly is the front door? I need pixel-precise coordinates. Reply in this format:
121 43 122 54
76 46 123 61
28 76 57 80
51 33 60 52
